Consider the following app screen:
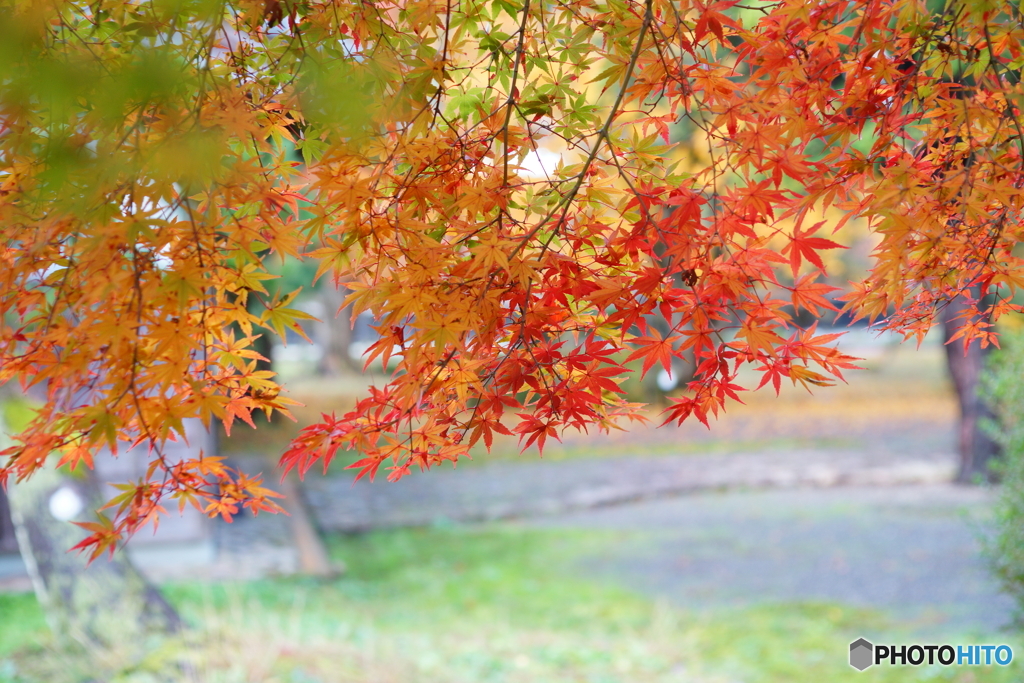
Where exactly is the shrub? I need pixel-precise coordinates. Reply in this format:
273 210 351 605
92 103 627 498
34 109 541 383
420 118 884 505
981 327 1024 625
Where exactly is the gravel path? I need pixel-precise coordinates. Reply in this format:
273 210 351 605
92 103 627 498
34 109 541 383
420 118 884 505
522 484 1013 634
304 447 957 532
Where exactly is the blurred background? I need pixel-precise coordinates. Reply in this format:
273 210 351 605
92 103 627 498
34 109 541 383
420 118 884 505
3 283 1024 683
1 0 1021 678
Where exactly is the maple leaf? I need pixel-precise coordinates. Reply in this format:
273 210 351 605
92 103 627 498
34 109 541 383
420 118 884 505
204 496 241 522
260 288 319 344
469 416 513 450
70 516 122 561
55 442 95 472
781 222 846 276
514 415 561 453
470 231 514 273
625 329 682 378
737 320 784 358
789 364 835 391
789 275 841 317
755 361 788 396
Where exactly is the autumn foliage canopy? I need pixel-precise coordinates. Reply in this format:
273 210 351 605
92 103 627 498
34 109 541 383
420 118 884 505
2 0 1023 555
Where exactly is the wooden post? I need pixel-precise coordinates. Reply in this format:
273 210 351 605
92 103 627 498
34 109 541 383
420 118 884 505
279 468 343 578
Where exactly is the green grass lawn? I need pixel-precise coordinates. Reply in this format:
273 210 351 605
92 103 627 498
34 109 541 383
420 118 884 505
1 524 1019 683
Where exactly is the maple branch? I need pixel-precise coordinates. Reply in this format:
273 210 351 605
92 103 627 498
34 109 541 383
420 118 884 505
501 0 533 188
511 0 655 261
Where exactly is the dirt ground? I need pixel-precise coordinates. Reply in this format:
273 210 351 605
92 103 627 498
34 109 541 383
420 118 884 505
523 484 1011 635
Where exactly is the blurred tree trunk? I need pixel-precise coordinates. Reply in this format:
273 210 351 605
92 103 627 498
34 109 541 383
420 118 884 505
941 291 1001 483
317 283 357 375
252 323 275 377
0 488 18 553
0 384 16 553
246 296 279 427
1 412 181 655
253 331 274 376
7 466 182 650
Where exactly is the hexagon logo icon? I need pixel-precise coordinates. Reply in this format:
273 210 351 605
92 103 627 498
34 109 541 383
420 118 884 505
850 638 874 671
